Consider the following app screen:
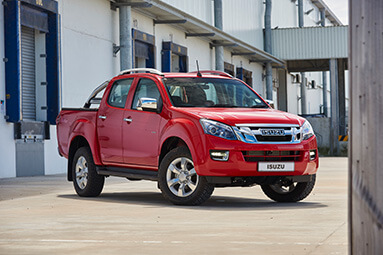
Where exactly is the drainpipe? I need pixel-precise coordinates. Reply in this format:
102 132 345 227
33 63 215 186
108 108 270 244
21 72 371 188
214 0 224 71
119 0 132 71
320 9 328 116
298 0 304 28
298 0 307 114
264 0 273 100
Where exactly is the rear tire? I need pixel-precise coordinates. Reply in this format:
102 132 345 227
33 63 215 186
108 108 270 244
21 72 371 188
261 174 316 202
72 147 104 197
158 147 214 205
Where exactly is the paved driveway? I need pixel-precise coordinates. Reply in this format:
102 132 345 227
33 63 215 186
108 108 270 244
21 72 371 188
0 157 348 255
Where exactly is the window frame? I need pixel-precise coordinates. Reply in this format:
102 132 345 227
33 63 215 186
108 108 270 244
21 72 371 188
131 78 163 111
106 78 134 109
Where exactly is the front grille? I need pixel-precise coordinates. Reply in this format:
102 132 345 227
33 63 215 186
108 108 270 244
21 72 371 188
233 124 301 144
255 135 292 142
242 150 302 162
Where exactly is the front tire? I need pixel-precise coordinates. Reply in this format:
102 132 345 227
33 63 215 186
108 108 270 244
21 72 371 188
158 147 214 205
261 174 316 202
72 147 104 197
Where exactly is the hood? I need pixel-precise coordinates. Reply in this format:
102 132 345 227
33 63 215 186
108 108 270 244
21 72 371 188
177 108 306 126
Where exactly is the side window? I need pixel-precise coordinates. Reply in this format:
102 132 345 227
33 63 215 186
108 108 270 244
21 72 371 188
132 78 161 110
107 78 134 108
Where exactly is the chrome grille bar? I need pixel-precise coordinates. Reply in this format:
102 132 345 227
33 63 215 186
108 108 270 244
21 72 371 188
233 124 302 144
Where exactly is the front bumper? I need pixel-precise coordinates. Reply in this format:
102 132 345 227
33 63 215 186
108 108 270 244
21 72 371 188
193 135 319 177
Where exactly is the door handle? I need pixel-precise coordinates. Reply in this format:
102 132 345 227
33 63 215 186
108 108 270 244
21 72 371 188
98 115 107 120
123 117 132 123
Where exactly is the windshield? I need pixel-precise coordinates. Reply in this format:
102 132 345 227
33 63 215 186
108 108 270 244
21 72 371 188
164 78 269 108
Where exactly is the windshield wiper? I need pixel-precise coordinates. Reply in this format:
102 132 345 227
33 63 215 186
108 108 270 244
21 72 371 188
250 105 269 108
211 104 239 108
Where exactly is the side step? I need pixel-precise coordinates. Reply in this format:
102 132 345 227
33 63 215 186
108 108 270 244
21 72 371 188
96 166 158 181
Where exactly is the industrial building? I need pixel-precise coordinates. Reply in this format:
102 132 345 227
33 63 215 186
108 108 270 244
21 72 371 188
0 0 347 178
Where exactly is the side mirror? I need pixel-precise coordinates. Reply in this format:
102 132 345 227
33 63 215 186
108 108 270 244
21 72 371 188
137 97 158 112
89 98 102 105
265 99 275 109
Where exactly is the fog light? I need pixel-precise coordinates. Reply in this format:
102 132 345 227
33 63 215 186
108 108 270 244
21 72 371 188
309 150 316 161
210 150 229 161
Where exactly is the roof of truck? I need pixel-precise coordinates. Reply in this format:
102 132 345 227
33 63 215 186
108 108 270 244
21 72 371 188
118 68 234 79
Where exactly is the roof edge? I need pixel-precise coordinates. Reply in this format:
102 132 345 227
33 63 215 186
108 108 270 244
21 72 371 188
310 0 343 26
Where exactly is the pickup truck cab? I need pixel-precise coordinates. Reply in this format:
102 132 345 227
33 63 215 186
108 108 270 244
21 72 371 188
57 68 318 205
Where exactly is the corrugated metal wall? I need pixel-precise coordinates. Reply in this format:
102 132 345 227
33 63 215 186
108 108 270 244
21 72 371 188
271 26 348 60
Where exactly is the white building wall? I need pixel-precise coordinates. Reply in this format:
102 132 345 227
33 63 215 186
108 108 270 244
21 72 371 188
160 0 213 26
222 0 264 50
161 0 265 50
131 11 154 36
252 64 264 96
287 75 301 115
44 127 67 175
154 25 213 71
131 11 214 72
222 50 264 95
59 0 119 108
0 6 16 178
272 0 297 28
46 0 119 174
305 72 323 114
304 0 320 27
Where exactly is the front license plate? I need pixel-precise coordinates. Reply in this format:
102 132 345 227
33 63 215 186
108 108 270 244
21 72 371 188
258 162 295 172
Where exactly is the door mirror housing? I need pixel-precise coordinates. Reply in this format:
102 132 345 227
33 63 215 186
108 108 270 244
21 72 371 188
89 98 102 105
265 99 275 109
137 97 159 112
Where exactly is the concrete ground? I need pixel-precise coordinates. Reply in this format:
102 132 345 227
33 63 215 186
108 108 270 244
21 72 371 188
0 157 348 255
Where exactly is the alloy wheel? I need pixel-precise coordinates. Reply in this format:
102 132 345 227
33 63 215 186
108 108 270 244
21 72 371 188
75 156 88 189
166 157 199 197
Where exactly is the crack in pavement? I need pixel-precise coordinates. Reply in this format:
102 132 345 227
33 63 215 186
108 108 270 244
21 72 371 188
307 221 347 254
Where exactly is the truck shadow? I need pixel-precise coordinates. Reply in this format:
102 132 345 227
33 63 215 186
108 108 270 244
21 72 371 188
58 192 327 211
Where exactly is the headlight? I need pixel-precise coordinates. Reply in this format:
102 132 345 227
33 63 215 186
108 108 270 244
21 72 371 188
200 119 236 140
301 120 314 140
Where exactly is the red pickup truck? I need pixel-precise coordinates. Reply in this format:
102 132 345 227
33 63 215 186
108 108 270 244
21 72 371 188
57 68 318 205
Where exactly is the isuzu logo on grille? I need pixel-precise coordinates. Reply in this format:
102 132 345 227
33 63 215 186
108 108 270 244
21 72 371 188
260 129 285 136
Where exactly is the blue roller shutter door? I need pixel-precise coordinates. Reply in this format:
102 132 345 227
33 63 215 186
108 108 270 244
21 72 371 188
21 26 36 120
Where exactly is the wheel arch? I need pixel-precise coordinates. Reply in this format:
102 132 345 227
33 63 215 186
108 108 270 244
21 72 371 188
159 136 188 166
158 118 207 174
67 136 91 181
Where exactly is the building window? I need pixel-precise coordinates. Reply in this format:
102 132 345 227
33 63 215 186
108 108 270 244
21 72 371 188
236 67 253 87
161 42 188 72
132 29 155 68
224 62 235 76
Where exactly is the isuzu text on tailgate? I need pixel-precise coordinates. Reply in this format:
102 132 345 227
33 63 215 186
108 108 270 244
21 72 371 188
56 69 318 205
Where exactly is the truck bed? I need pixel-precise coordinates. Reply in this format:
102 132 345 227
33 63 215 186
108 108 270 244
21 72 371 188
57 108 99 158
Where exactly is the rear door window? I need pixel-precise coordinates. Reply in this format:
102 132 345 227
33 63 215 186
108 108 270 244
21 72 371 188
107 78 134 108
